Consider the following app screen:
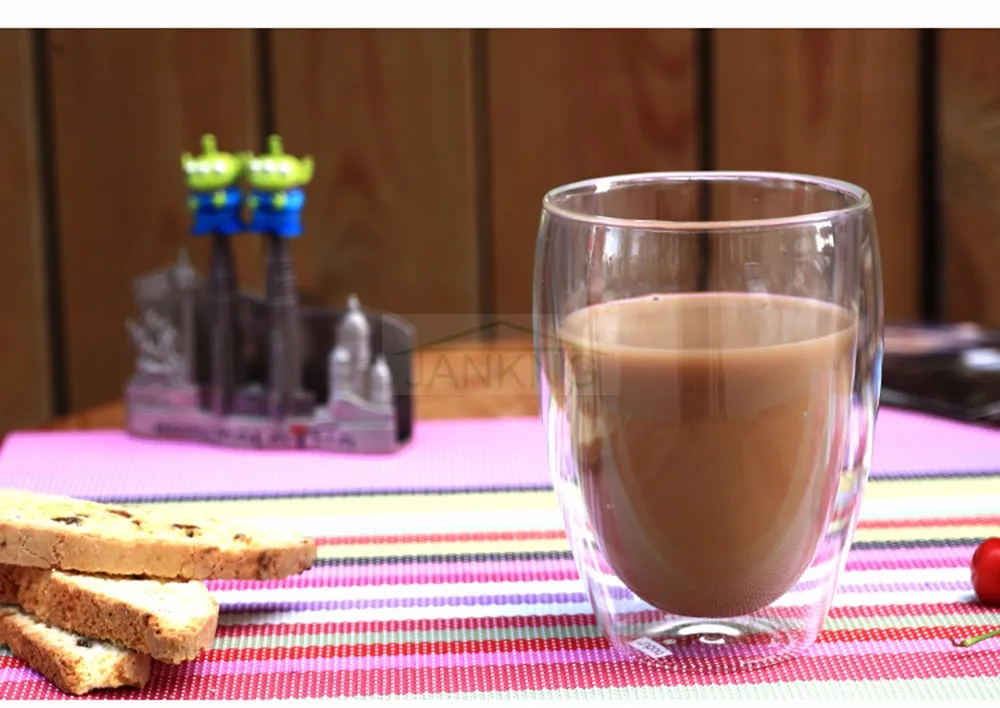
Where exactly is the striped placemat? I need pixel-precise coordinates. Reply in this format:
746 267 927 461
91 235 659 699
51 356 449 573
1 412 1000 699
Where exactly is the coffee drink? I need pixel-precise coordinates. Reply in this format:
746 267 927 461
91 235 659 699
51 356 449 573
558 292 855 618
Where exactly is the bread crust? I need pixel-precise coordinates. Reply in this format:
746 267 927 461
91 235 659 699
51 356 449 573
0 605 150 695
0 488 316 580
0 565 218 663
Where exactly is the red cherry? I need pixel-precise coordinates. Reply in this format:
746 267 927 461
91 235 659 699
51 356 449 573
952 537 1000 647
972 537 1000 605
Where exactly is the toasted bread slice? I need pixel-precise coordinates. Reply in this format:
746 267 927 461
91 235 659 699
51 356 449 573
0 488 316 580
0 605 150 695
0 565 218 663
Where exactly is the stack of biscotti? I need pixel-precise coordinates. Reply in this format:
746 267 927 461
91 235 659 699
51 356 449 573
0 488 317 695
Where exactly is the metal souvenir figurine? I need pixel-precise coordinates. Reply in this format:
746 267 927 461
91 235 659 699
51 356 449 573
246 135 314 421
124 134 414 454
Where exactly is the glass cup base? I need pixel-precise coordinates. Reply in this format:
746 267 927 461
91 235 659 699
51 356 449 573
618 617 804 673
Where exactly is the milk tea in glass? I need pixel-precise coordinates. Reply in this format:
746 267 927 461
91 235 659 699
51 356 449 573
533 172 883 671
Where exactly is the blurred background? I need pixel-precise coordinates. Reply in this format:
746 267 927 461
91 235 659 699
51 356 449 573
0 27 993 432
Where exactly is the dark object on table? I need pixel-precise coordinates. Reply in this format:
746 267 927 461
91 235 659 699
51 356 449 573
882 323 1000 424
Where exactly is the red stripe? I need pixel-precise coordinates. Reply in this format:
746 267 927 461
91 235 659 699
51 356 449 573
316 530 565 546
2 650 997 699
315 516 1000 547
215 602 998 640
0 680 69 701
216 613 600 639
203 624 1000 663
828 602 994 619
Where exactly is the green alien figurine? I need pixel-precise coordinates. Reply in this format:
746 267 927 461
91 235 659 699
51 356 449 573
181 134 246 236
245 134 314 239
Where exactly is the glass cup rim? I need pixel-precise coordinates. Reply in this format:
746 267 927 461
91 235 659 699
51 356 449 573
542 170 872 232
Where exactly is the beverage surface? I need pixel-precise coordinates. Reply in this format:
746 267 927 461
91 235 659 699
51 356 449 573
558 292 856 618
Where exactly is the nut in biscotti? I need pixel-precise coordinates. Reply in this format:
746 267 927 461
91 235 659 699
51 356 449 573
0 488 317 581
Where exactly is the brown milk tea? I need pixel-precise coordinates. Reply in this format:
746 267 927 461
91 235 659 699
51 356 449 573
559 293 855 618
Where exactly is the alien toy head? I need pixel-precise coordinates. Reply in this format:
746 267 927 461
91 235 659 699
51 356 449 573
181 134 245 192
245 134 315 192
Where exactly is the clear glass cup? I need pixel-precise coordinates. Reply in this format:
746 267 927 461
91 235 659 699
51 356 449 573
533 172 883 672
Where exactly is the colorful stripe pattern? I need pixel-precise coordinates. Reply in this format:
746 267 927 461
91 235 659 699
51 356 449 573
2 415 1000 698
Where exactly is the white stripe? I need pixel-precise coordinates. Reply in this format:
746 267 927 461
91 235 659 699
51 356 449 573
859 494 1000 522
218 601 599 626
217 588 975 627
213 567 970 606
236 510 565 537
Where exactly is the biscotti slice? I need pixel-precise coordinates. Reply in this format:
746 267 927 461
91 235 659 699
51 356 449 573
0 488 316 580
0 564 218 663
0 605 150 695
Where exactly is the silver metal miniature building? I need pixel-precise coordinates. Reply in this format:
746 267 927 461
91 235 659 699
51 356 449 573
124 251 415 454
124 134 414 454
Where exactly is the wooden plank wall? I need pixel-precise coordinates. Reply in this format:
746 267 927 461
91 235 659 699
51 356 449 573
0 30 52 430
714 29 922 320
939 29 1000 325
0 28 982 431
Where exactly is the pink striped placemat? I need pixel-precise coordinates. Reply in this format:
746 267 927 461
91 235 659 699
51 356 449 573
0 408 998 699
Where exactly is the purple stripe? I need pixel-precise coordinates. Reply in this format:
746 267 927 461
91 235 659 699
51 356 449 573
219 592 593 614
216 580 966 615
846 546 974 570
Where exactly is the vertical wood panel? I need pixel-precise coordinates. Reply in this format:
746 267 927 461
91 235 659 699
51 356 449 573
269 29 480 344
939 29 1000 324
489 29 700 317
48 29 262 411
0 30 52 431
714 29 922 321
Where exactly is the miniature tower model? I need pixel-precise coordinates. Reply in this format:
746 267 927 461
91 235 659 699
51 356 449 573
174 248 198 384
329 345 352 400
327 295 395 416
339 295 371 395
246 135 314 420
181 135 245 416
208 234 238 414
370 355 394 407
265 234 300 418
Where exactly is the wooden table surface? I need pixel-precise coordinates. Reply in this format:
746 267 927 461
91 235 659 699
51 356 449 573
45 338 540 431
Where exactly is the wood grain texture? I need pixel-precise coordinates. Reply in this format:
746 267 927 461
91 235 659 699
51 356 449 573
939 29 1000 324
714 29 921 321
489 29 700 317
47 29 262 412
43 338 539 431
269 29 480 344
0 30 52 432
